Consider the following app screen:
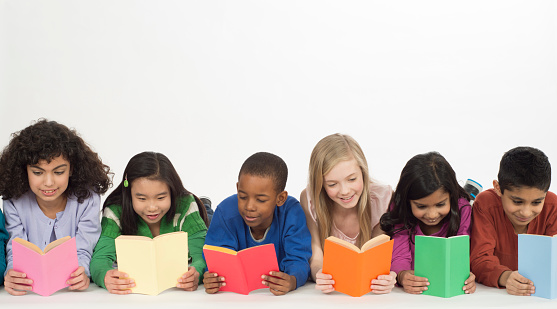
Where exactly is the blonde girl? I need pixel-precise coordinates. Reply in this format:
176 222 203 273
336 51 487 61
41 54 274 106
300 133 396 294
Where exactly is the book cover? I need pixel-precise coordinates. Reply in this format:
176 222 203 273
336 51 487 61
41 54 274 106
414 235 469 298
322 234 393 297
518 233 557 299
203 243 279 295
115 231 189 295
12 236 78 296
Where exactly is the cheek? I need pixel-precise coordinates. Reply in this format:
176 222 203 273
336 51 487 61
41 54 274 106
323 187 337 199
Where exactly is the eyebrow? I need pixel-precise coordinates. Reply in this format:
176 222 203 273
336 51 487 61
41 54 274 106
29 164 68 171
135 192 169 197
510 195 545 201
325 173 357 182
238 190 269 198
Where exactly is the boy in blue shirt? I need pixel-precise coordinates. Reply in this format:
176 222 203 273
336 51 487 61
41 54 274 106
203 152 311 295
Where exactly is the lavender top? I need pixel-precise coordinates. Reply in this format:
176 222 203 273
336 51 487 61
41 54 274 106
390 197 471 274
3 190 101 276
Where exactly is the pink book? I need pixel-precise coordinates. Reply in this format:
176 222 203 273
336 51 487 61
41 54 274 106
12 236 79 296
203 243 279 295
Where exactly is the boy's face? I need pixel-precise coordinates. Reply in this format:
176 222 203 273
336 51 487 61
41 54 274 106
494 180 547 233
237 173 287 239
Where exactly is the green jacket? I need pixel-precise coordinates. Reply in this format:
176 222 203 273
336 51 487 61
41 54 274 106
90 194 207 288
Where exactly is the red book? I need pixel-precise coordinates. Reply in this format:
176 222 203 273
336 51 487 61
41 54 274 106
203 243 279 295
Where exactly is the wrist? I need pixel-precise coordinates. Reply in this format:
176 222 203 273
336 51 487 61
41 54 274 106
498 271 511 287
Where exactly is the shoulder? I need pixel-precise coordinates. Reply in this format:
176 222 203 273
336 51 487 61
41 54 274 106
102 203 123 220
542 191 557 213
277 196 305 220
457 197 472 210
473 189 500 210
213 194 240 217
176 194 196 212
369 182 392 197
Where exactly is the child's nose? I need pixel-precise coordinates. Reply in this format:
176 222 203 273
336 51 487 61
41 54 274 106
44 173 54 186
245 199 257 211
340 183 350 194
519 207 533 218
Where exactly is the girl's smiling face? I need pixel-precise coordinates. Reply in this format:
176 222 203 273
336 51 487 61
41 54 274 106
410 188 451 235
27 155 71 208
131 178 172 236
323 158 364 210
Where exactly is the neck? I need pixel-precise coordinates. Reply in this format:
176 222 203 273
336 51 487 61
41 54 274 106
36 195 67 219
148 222 161 237
418 221 443 236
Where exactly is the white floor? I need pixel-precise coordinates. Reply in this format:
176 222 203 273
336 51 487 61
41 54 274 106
0 282 555 309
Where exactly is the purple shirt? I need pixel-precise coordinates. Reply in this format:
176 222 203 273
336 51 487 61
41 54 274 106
390 197 471 274
3 190 101 276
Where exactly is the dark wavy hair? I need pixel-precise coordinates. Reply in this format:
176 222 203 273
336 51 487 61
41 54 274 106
103 151 209 235
0 119 112 202
380 152 469 240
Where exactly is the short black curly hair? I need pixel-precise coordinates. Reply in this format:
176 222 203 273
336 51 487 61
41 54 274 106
239 152 288 193
0 119 112 203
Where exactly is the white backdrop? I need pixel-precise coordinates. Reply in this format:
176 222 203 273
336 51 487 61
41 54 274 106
1 0 556 207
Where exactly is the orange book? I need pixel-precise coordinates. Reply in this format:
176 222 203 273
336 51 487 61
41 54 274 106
203 243 279 295
322 234 393 297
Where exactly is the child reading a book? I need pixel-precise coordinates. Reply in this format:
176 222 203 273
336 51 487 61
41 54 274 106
380 152 476 294
299 133 395 294
0 119 112 295
203 152 311 296
470 147 557 296
90 151 209 294
0 211 8 285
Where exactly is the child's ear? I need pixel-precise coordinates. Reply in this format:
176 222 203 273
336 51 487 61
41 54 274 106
276 190 288 207
236 182 239 191
493 180 502 197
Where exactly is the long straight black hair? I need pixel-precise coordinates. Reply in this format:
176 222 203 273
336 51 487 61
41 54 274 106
380 152 469 240
103 151 208 235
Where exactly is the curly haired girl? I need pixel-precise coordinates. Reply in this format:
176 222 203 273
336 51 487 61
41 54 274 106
0 119 112 295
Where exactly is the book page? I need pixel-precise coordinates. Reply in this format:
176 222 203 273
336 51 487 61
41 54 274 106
361 234 391 252
13 238 44 255
44 236 71 254
155 232 189 294
115 237 157 295
325 236 361 252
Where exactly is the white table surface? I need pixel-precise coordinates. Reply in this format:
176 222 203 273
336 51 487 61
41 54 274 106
1 282 555 309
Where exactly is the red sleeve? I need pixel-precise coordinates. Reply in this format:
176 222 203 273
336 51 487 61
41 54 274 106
470 192 511 288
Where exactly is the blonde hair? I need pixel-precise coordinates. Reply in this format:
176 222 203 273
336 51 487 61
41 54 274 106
308 133 373 249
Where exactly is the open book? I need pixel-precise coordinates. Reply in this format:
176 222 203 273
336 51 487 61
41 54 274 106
115 231 189 295
203 243 279 295
12 236 78 296
518 233 557 299
414 235 469 298
322 234 393 297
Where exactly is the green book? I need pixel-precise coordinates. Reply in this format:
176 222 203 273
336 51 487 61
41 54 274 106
414 235 469 298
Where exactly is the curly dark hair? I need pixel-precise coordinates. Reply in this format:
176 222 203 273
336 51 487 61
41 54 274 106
0 119 112 203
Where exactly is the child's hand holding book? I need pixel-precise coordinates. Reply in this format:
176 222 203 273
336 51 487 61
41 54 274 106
262 271 296 296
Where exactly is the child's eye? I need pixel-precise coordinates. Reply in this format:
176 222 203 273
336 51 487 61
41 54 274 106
158 196 166 200
415 205 426 210
257 199 268 203
512 200 523 205
436 203 446 207
138 197 147 201
239 196 247 200
532 201 543 206
32 171 42 176
349 178 357 182
327 183 336 188
55 171 65 175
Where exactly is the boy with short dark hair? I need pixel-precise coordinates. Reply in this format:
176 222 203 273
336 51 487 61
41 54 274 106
203 152 311 295
470 146 557 296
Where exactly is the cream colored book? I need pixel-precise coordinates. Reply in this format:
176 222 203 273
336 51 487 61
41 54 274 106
115 231 188 295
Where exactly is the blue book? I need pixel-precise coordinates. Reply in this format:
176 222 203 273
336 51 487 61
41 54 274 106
518 234 557 299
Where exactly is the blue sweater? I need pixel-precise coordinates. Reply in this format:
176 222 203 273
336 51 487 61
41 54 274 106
205 194 311 289
0 210 8 285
